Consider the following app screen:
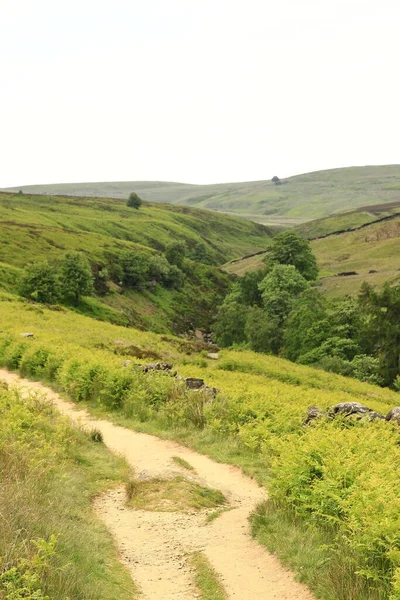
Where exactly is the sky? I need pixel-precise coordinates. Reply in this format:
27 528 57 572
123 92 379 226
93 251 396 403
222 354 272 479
1 0 400 187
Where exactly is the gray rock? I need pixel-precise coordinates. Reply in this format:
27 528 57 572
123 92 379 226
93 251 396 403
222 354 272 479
386 407 400 424
184 377 204 390
206 353 219 360
122 360 133 367
304 406 324 425
143 362 173 373
329 402 371 417
367 411 386 421
20 332 34 338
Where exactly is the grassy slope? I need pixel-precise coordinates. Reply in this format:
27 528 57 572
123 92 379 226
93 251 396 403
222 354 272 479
1 296 400 599
0 191 274 332
6 164 400 220
223 215 400 297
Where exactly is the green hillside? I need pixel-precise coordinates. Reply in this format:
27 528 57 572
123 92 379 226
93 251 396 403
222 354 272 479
2 295 400 599
6 164 400 221
0 191 274 333
224 214 400 297
295 200 400 239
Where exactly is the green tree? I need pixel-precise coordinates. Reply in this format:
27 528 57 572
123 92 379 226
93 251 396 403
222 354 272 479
165 241 186 268
20 261 61 304
259 264 309 325
283 289 328 360
239 269 265 306
59 252 94 305
265 231 318 281
126 192 143 209
213 283 247 347
245 306 280 354
120 250 150 289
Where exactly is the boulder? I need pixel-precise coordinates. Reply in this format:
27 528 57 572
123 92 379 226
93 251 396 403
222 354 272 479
206 353 219 360
20 332 34 338
122 360 133 367
304 406 324 425
184 377 204 390
386 407 400 424
143 362 173 373
329 402 371 418
367 411 386 421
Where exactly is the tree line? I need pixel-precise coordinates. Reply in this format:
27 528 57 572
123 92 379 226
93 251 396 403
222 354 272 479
213 231 400 388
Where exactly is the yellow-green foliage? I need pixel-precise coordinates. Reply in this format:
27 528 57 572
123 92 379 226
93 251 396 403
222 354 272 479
1 298 400 597
0 384 135 599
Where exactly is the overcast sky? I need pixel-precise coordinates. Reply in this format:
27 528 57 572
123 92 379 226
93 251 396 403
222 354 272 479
1 0 399 187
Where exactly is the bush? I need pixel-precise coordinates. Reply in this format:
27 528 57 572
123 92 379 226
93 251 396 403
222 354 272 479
20 261 62 304
126 192 142 209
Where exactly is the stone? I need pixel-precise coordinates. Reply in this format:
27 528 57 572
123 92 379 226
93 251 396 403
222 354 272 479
367 411 386 421
304 406 324 425
329 402 371 418
20 332 34 338
184 377 204 390
143 363 173 373
206 353 219 360
386 406 400 424
122 360 133 367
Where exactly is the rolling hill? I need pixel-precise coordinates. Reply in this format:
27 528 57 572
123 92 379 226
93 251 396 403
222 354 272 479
5 164 400 222
0 191 274 332
223 212 400 297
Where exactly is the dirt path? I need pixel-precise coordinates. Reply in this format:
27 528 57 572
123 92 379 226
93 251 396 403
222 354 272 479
1 370 315 600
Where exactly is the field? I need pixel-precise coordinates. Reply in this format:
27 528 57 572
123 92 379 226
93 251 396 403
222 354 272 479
1 294 400 598
224 215 400 297
0 191 276 333
6 164 400 220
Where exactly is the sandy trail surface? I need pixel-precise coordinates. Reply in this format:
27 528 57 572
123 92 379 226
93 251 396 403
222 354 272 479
1 370 315 600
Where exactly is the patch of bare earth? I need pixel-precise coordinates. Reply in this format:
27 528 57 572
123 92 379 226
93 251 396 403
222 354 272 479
0 370 315 600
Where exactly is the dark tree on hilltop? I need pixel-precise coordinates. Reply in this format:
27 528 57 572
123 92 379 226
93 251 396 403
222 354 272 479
271 176 282 185
127 192 143 209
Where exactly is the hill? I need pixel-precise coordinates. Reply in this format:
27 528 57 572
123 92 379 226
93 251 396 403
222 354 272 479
223 214 400 297
2 295 400 599
5 164 400 222
0 191 274 332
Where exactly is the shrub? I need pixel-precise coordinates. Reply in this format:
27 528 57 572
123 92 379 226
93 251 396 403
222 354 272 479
126 192 142 209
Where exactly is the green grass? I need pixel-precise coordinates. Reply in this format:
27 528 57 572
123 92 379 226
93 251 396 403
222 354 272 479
126 476 226 512
7 164 400 220
172 455 196 471
190 552 227 600
0 385 136 600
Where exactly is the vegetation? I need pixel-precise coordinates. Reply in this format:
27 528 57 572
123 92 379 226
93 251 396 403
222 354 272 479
0 383 136 600
8 164 400 221
1 294 400 598
0 191 276 333
172 456 196 471
126 476 226 512
126 191 143 209
190 552 227 600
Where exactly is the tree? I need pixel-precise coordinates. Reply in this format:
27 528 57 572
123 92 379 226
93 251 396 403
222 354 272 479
20 261 61 304
239 269 265 307
213 283 247 347
265 231 318 281
165 241 186 268
245 306 280 354
120 250 150 289
259 264 309 325
126 192 142 209
59 252 94 304
283 288 328 361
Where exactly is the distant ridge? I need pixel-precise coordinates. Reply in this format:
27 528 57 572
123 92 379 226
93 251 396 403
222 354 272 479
3 164 400 222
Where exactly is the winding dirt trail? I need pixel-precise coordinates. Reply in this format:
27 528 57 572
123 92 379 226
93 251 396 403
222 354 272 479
1 370 315 600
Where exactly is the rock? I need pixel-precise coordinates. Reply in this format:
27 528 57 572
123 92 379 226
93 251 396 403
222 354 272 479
143 363 173 373
329 402 371 418
368 269 378 274
367 411 386 421
122 360 133 367
200 386 220 398
386 407 400 424
304 406 324 425
20 332 34 338
184 377 204 390
206 353 219 360
337 271 358 277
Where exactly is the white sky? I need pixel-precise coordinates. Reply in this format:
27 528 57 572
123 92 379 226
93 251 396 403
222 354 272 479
1 0 400 187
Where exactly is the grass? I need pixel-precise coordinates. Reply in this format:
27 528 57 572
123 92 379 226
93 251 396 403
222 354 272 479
125 476 227 512
251 501 387 600
172 455 196 471
224 215 400 297
190 552 227 600
205 508 232 524
7 164 400 220
0 385 137 600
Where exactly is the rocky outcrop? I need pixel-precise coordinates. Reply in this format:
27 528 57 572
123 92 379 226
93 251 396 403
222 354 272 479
184 377 205 390
329 402 371 417
304 406 324 425
143 363 173 373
